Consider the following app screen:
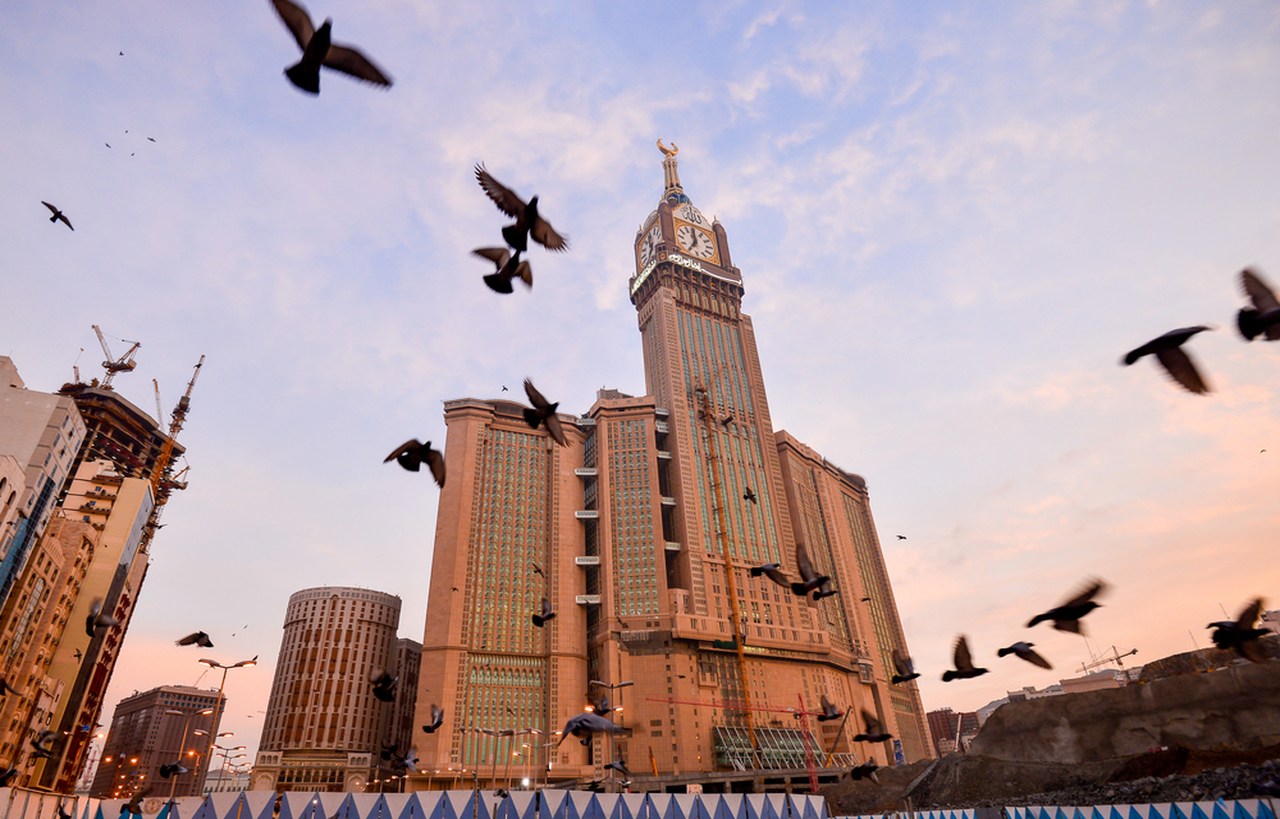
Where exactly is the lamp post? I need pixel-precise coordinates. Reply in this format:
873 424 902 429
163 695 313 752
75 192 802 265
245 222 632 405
196 657 256 794
588 680 634 781
212 745 247 792
164 707 214 800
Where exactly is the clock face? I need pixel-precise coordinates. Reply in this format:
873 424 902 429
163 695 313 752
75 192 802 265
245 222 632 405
674 203 707 227
676 224 715 259
638 225 662 267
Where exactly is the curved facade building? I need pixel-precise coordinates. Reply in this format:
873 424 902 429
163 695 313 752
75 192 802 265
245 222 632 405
251 586 414 793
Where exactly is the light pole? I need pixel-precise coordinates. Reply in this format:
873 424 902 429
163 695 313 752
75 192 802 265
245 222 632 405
588 680 634 781
197 657 256 794
212 745 247 792
164 707 214 800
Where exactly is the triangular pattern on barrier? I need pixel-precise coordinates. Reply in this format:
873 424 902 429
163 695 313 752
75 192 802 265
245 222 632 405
619 794 648 819
764 795 788 819
1191 803 1214 819
257 794 284 819
580 794 607 819
1129 806 1148 819
566 791 598 819
1171 804 1193 819
225 791 271 819
715 793 743 819
1148 807 1168 819
741 794 767 819
643 793 672 819
672 795 700 819
413 791 444 819
1109 806 1127 819
281 793 321 819
502 791 537 819
539 792 569 819
796 796 819 819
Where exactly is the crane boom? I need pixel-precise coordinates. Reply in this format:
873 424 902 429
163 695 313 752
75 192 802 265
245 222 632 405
91 324 140 388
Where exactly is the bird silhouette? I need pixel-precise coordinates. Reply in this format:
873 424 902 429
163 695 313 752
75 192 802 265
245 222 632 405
603 754 630 778
384 439 446 487
175 631 214 648
30 731 56 759
942 635 989 682
815 694 842 722
1237 267 1280 342
1208 598 1268 662
531 562 546 578
556 712 629 747
743 488 757 503
749 562 790 590
474 164 568 253
85 599 118 637
271 0 392 94
590 692 612 716
997 641 1052 669
1026 578 1107 635
56 802 71 819
790 543 830 597
120 790 147 817
369 668 397 702
0 678 15 697
472 247 532 294
522 379 568 446
421 703 444 733
1121 326 1213 394
896 534 906 540
41 201 74 231
890 649 920 684
159 762 189 779
532 597 556 627
812 578 839 601
0 768 16 787
853 708 892 743
847 759 879 783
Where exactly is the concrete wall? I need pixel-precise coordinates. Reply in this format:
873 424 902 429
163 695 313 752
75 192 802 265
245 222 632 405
968 660 1280 763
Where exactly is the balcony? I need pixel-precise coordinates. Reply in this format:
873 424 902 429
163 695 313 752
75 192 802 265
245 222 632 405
574 467 598 477
664 541 682 552
655 421 670 433
575 417 596 427
574 510 599 520
660 496 676 506
575 595 601 606
657 450 671 459
574 556 600 566
655 408 669 417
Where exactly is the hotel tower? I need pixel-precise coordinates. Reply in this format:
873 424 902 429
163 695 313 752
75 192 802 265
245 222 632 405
411 145 930 789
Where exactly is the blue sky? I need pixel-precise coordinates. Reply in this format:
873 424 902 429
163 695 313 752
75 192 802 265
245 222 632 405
3 0 1279 765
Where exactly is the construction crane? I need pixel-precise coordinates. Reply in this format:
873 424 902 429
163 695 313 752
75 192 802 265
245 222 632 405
91 325 140 389
149 355 204 502
152 379 163 423
1078 645 1138 675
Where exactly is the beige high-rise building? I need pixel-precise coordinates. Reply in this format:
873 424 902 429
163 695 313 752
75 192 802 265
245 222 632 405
251 586 408 793
410 146 930 789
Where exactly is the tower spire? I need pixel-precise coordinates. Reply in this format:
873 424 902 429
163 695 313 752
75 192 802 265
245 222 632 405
657 138 682 197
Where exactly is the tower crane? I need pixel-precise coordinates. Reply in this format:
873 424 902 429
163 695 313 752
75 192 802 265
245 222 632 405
1078 645 1138 675
91 325 140 389
149 355 204 503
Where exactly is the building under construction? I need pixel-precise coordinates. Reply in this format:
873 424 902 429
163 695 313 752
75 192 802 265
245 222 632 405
409 146 930 793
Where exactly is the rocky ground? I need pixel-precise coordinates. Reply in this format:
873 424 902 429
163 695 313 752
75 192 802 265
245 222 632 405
822 745 1280 814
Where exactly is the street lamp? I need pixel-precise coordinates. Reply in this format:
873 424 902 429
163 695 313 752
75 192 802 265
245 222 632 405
163 707 214 800
212 744 247 792
197 656 256 794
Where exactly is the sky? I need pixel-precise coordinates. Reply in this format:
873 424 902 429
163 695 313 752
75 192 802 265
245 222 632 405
3 0 1279 768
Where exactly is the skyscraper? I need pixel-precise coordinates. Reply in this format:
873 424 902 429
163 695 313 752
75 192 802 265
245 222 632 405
411 145 929 788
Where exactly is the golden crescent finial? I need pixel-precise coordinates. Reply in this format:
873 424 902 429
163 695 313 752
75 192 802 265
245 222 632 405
657 138 679 158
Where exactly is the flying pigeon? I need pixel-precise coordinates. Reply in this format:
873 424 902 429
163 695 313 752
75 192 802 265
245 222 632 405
86 599 118 637
853 709 892 743
749 562 789 590
532 597 556 627
175 631 214 648
890 649 920 684
743 488 757 503
159 762 189 779
1237 267 1280 342
30 731 56 759
532 562 546 578
590 692 612 716
556 712 629 747
369 668 397 702
942 635 989 682
1208 598 1268 662
120 791 147 817
474 164 568 253
847 759 879 784
522 379 568 446
604 755 631 778
421 703 444 733
997 641 1052 669
56 803 72 819
384 439 446 487
41 201 74 231
1026 578 1107 635
790 543 829 597
1121 326 1213 394
812 578 839 601
815 694 842 722
0 678 15 697
896 535 906 540
472 247 532 294
271 0 393 94
0 768 16 787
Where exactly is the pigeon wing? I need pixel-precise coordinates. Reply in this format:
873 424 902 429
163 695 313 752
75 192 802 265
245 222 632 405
323 43 393 87
544 413 568 447
425 448 446 488
1236 597 1264 629
1060 578 1107 609
892 649 914 677
271 0 315 50
795 543 817 583
860 708 882 734
1021 645 1053 669
761 566 790 589
523 378 550 410
1154 348 1209 394
472 247 510 266
530 217 569 252
42 201 58 216
475 165 526 218
384 439 422 464
953 635 974 671
1242 269 1280 312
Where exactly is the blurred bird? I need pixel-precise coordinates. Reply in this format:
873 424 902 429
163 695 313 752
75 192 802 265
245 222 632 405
531 562 545 578
1208 598 1268 662
421 703 444 733
532 597 556 627
1026 578 1107 635
472 247 532 294
1121 326 1213 394
556 712 629 747
0 768 16 787
522 379 568 446
1236 267 1280 342
159 762 189 779
30 731 56 759
474 164 568 253
399 749 419 773
85 599 118 637
56 802 71 819
749 562 789 590
369 668 397 702
604 755 630 778
812 579 839 601
271 0 392 94
175 631 214 648
997 641 1052 669
120 791 147 817
41 201 74 231
815 694 842 722
847 759 879 784
73 649 82 661
0 677 15 697
853 709 892 743
384 439 446 487
590 692 612 716
790 543 830 597
743 488 757 503
942 635 989 682
896 535 906 540
890 649 920 684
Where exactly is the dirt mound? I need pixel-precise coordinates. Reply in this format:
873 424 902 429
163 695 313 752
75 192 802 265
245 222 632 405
1108 743 1280 782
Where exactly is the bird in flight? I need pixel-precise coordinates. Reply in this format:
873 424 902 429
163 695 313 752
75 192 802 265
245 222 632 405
996 641 1052 669
815 694 842 722
812 578 839 601
522 379 568 446
421 704 444 733
532 597 556 627
41 201 74 231
790 543 830 597
1237 267 1280 342
942 635 989 682
531 562 546 578
86 599 118 637
384 439 445 487
896 534 906 540
475 164 568 253
1121 326 1213 394
175 631 214 648
369 668 397 702
1208 598 1268 662
472 247 532 294
271 0 393 94
1026 578 1107 635
159 762 189 779
750 562 790 590
556 712 628 746
743 487 757 503
30 731 57 759
853 709 892 743
890 649 920 684
847 759 879 783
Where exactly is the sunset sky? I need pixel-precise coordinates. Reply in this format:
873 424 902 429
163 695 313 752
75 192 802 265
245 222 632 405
3 0 1278 766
